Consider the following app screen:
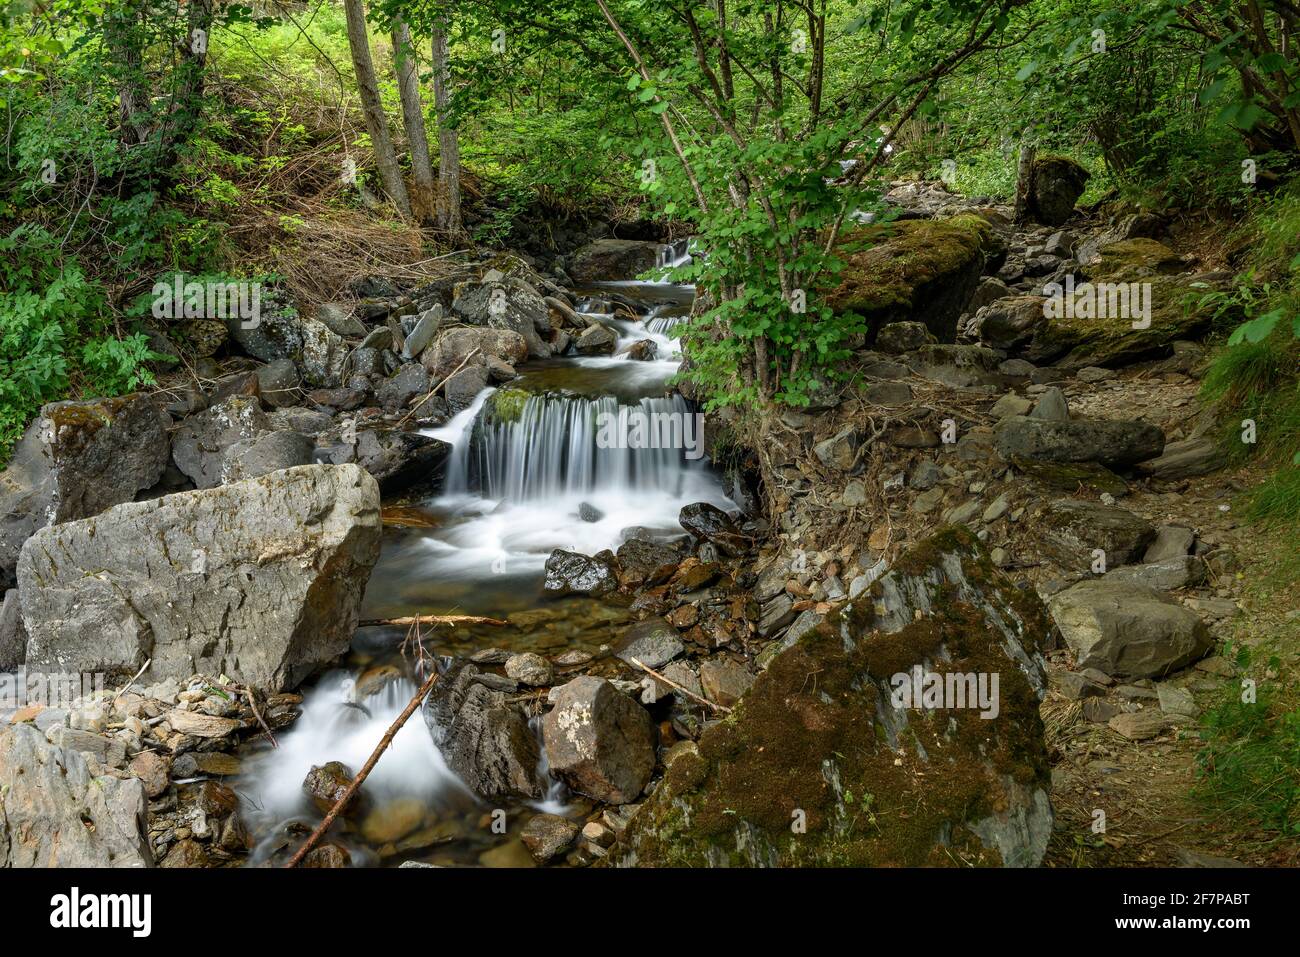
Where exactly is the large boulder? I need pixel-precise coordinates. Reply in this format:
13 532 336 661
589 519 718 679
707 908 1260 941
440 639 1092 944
827 215 1002 342
354 429 450 495
612 527 1053 867
0 724 152 867
422 660 542 800
1038 498 1156 568
0 395 170 587
420 327 527 380
995 415 1164 469
17 464 381 692
1047 580 1212 678
569 239 662 283
172 395 271 489
451 280 551 359
1028 156 1090 226
542 675 656 804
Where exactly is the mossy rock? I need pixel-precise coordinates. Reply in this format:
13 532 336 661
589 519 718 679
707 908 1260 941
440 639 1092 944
484 388 531 425
1084 239 1188 282
1010 455 1129 497
1022 274 1223 369
827 215 1002 343
608 526 1053 868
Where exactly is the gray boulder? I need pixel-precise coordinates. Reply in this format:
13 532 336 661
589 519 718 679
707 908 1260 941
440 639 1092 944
996 415 1164 468
420 327 527 380
1039 498 1156 568
0 724 151 867
354 429 450 494
376 363 431 411
172 395 270 489
1048 580 1212 678
575 324 618 356
228 308 348 387
1136 436 1221 480
0 395 170 587
451 281 551 359
1103 556 1204 592
221 430 314 484
17 464 381 691
542 675 656 804
0 589 24 670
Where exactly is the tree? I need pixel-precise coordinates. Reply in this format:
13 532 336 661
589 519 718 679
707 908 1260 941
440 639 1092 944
343 0 411 216
431 11 463 236
391 15 437 222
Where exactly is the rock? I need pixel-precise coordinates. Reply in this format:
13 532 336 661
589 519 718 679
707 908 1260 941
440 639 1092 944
301 844 352 868
421 327 528 379
616 618 684 669
172 395 270 489
376 363 430 411
165 710 241 738
903 343 1000 388
1103 556 1204 591
0 396 171 587
254 358 301 407
354 429 450 495
1040 498 1156 567
452 279 552 359
1029 386 1069 422
1136 437 1221 480
990 393 1034 420
543 549 618 598
909 460 943 490
505 653 554 687
577 501 604 523
969 276 1012 312
828 215 1002 342
1145 525 1195 562
569 239 662 283
758 592 796 637
442 364 489 413
521 813 580 864
813 428 859 470
402 305 442 359
875 321 936 355
699 659 754 708
361 797 426 844
678 502 739 541
17 464 381 691
1010 457 1129 497
863 381 914 406
228 308 347 387
1157 684 1198 717
995 415 1164 468
575 323 618 355
1047 580 1212 678
1028 155 1090 226
612 527 1052 867
128 750 169 799
1108 710 1183 741
615 537 683 585
221 429 314 483
0 724 151 867
542 676 656 804
617 339 658 361
975 295 1047 350
1054 671 1104 700
0 589 25 670
302 761 355 814
315 303 367 338
422 660 542 800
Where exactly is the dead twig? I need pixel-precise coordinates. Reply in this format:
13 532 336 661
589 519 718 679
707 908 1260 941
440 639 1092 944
358 613 505 628
629 656 732 714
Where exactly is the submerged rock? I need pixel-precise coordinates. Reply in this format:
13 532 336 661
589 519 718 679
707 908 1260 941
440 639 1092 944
611 527 1053 867
17 464 381 691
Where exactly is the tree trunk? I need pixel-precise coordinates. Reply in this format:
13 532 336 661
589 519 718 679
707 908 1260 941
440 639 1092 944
431 17 463 236
1013 142 1036 225
343 0 411 217
391 17 436 223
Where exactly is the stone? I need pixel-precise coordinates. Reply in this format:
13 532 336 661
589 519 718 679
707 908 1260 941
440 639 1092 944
909 460 943 490
254 358 301 407
995 415 1164 468
376 363 431 411
1055 671 1104 700
1040 498 1155 568
575 323 618 355
354 429 450 495
17 464 381 691
505 652 554 687
172 395 270 490
442 364 490 414
0 724 151 867
542 676 656 804
1029 386 1069 422
875 321 936 355
128 750 169 799
616 618 684 669
1136 437 1221 480
758 592 796 637
221 430 314 484
1103 556 1204 591
422 661 542 800
421 326 528 379
1029 155 1090 225
612 527 1053 867
543 549 618 598
569 239 662 283
698 659 754 708
361 797 427 844
813 428 859 471
1048 580 1212 678
0 395 171 587
315 303 368 337
1108 710 1182 741
0 589 25 670
990 393 1034 419
301 844 352 868
521 813 579 864
1145 525 1195 562
228 309 347 387
1157 684 1198 717
982 494 1011 524
166 710 242 738
678 502 739 541
975 295 1048 350
402 305 442 359
617 339 658 361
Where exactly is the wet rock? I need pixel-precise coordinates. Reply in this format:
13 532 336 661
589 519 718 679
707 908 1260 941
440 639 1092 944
442 364 490 413
699 659 754 708
361 797 427 844
17 464 381 691
0 395 171 587
875 321 936 355
617 339 658 361
616 617 685 669
1048 580 1212 679
303 761 355 815
569 239 662 283
542 676 656 804
160 839 209 867
615 537 683 586
1029 155 1090 226
423 660 542 800
543 549 618 598
521 813 580 864
1039 498 1155 568
612 527 1052 867
354 430 450 495
0 724 151 867
505 653 554 687
995 415 1164 468
577 501 604 523
302 844 352 868
678 502 739 542
575 323 618 355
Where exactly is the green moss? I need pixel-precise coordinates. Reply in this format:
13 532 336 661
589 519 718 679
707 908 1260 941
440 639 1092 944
486 388 531 424
1086 238 1186 282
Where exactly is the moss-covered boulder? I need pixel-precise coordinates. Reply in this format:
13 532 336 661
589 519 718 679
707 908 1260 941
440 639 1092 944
1084 238 1188 282
827 215 1004 343
1028 155 1090 226
610 527 1053 868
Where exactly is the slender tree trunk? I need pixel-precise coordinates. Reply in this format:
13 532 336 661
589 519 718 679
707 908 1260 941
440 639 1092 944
343 0 411 217
1013 142 1036 224
431 17 462 236
391 17 436 223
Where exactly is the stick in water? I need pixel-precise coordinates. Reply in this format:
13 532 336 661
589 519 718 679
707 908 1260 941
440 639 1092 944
284 667 441 868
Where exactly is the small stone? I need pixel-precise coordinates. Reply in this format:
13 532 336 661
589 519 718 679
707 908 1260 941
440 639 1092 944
505 653 554 687
1156 684 1198 717
1109 710 1182 741
520 813 579 864
699 659 754 708
129 751 170 799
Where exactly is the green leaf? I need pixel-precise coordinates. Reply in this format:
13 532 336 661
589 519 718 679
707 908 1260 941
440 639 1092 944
1015 61 1037 82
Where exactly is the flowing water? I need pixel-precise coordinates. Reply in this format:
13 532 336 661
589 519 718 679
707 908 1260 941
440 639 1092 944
241 249 734 866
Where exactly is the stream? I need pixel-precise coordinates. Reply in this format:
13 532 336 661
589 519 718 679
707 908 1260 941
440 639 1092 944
240 256 735 867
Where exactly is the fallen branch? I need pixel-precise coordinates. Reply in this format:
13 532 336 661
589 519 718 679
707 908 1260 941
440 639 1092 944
629 656 732 714
394 347 480 428
358 613 505 628
285 667 441 868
